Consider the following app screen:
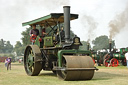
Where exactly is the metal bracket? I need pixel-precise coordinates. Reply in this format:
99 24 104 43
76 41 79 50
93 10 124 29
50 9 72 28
53 67 99 71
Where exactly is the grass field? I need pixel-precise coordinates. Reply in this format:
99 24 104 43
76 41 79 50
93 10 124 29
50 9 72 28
0 62 128 85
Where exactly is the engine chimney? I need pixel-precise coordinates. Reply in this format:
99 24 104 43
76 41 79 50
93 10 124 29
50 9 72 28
63 6 70 43
109 39 112 52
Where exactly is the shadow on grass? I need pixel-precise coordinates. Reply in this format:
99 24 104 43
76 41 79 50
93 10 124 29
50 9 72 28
39 71 127 80
39 72 56 77
92 71 127 81
39 71 125 81
12 63 23 66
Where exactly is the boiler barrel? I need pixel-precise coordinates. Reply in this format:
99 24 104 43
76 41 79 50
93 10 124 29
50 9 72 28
113 53 125 60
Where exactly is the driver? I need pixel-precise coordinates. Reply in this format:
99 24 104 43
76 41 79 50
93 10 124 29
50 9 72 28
30 24 39 36
42 25 48 37
40 26 48 47
30 24 39 44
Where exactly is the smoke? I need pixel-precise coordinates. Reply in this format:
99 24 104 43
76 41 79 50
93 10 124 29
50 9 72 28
81 15 98 42
0 0 70 22
21 0 70 10
109 5 128 39
38 0 70 9
0 0 70 45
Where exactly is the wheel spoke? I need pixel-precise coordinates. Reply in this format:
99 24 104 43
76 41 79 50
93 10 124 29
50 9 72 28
110 58 119 67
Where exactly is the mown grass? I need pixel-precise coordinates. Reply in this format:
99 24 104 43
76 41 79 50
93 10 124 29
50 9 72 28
0 62 128 85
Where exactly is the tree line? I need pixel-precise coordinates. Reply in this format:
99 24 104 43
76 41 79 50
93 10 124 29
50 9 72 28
80 35 115 51
0 39 13 53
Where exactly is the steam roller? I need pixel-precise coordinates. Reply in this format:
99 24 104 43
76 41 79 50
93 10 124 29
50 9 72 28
57 55 95 80
22 6 98 81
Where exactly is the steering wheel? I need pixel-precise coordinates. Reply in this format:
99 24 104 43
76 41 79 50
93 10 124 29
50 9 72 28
30 35 37 43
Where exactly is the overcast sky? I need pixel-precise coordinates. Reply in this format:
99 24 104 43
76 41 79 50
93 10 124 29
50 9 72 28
0 0 128 48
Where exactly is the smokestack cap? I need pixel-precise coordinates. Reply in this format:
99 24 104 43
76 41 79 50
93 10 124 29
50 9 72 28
63 6 70 8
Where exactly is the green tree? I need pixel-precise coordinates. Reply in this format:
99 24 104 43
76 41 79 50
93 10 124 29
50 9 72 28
92 35 115 51
4 41 13 53
14 41 24 56
0 39 13 53
21 27 31 46
0 39 5 53
79 41 91 50
70 30 75 38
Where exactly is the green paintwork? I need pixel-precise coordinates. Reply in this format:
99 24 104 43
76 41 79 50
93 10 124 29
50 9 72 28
28 54 34 68
113 53 125 60
22 13 78 26
55 44 61 47
120 48 128 54
125 48 128 51
27 50 34 74
44 36 54 47
113 48 128 60
57 50 91 67
92 54 100 60
34 36 40 47
120 48 125 54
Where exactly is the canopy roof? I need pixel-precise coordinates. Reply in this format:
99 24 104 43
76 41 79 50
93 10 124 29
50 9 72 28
22 13 78 27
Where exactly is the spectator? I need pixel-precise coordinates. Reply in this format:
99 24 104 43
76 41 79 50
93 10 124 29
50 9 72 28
5 59 8 67
7 57 11 70
125 52 128 68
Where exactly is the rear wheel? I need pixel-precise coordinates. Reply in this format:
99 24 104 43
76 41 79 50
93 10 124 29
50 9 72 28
103 53 111 67
24 45 42 76
104 59 110 67
110 58 119 67
122 59 126 66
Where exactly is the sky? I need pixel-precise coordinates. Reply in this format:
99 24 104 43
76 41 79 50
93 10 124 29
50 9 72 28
0 0 128 48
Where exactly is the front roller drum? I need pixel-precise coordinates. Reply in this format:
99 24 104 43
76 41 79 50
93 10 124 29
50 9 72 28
24 45 42 76
57 55 95 80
